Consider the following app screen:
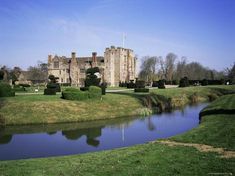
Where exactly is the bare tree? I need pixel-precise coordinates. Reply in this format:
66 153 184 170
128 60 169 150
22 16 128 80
160 53 177 81
139 56 159 82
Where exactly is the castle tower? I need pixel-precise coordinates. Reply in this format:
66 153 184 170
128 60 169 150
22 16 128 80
104 46 136 86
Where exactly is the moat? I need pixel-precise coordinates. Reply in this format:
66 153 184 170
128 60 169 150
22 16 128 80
0 103 207 160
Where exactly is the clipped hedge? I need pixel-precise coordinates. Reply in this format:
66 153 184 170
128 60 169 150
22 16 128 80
0 82 15 97
13 87 25 92
47 83 61 92
62 86 102 101
62 88 89 101
44 88 56 95
158 80 166 89
89 86 102 99
134 88 149 93
179 77 189 87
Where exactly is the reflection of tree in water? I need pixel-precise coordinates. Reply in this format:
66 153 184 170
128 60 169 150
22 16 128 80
62 127 103 147
0 135 12 144
146 117 156 131
47 131 57 135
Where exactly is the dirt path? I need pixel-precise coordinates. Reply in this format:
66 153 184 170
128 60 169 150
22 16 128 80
155 140 235 158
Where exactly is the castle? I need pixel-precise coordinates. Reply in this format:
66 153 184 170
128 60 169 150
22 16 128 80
48 46 136 87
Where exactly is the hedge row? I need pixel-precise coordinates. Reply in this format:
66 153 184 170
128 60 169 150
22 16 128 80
134 88 149 93
62 86 102 101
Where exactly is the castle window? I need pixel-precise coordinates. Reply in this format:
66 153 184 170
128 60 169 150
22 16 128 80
66 69 69 73
80 68 85 73
54 61 59 68
61 78 63 83
59 70 61 74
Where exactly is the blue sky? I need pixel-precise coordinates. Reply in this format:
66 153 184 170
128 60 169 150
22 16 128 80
0 0 234 71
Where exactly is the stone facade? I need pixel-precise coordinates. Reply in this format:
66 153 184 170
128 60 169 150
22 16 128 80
48 46 136 87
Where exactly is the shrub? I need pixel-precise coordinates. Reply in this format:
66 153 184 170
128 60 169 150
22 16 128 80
89 86 102 99
134 88 149 92
44 88 56 95
152 81 158 87
127 80 135 88
119 82 127 87
158 80 165 89
47 83 61 92
179 77 189 87
62 88 89 101
19 84 30 87
201 79 208 86
85 67 101 87
0 82 15 97
135 80 145 88
80 87 89 91
13 86 25 92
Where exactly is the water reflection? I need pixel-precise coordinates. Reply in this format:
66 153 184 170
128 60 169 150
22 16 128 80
62 127 103 147
0 135 12 144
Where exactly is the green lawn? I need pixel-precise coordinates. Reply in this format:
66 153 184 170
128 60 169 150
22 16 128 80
0 86 234 175
201 94 235 112
0 85 234 126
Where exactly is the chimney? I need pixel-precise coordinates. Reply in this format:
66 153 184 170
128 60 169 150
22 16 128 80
48 55 52 62
71 52 76 60
92 52 97 63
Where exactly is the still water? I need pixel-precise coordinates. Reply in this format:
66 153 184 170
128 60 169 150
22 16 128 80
0 103 207 160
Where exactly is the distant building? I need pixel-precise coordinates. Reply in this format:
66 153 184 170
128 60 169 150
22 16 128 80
47 46 136 86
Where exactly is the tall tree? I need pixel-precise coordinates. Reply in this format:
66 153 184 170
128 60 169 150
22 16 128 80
160 53 177 81
226 62 235 83
139 56 158 82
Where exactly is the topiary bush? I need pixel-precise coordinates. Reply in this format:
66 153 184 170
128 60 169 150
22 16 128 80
0 82 15 97
152 81 158 87
62 88 89 101
201 79 208 86
179 77 189 87
89 86 102 99
44 75 61 95
127 80 135 88
44 88 56 95
134 88 149 92
158 80 165 89
135 80 145 88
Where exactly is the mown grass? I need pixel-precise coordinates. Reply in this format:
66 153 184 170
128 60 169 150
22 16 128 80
0 142 234 176
172 114 235 150
201 94 235 112
0 86 234 175
0 93 142 125
0 85 234 126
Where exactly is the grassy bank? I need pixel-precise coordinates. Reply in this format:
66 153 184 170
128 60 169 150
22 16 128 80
0 92 234 175
0 85 234 126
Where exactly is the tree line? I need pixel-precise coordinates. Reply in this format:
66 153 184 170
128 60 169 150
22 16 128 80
138 53 234 84
0 61 48 84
